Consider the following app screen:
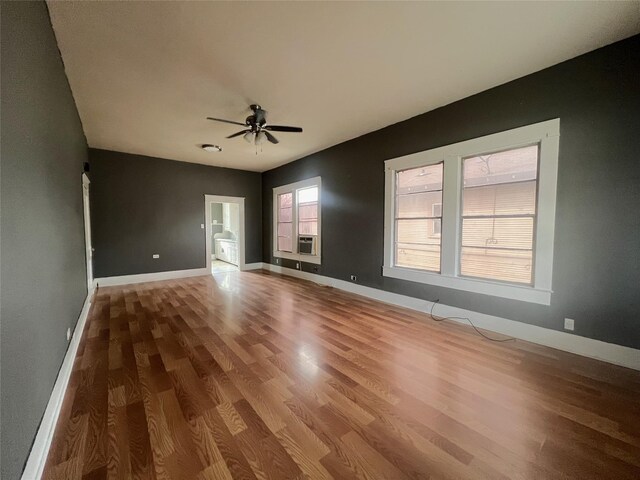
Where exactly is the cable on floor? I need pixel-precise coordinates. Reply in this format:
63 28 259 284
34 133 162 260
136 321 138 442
429 299 515 343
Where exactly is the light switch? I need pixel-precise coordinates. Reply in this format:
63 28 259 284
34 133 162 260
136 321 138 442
153 254 160 259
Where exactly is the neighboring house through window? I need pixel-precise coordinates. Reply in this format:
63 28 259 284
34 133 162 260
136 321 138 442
432 203 442 235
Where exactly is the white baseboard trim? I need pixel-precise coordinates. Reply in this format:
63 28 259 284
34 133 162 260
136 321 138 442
22 287 96 480
261 264 640 371
95 267 209 287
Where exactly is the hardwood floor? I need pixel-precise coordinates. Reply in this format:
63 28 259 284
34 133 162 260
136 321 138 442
42 270 640 480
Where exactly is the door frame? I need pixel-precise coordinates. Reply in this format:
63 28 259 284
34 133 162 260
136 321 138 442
82 173 93 289
204 194 246 272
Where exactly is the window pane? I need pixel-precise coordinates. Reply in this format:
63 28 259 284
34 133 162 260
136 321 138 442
279 192 292 208
278 236 293 252
277 220 292 252
298 187 318 203
463 145 538 187
461 217 534 250
397 163 443 194
463 181 536 216
461 247 532 284
396 244 440 272
279 206 292 222
298 203 317 221
299 221 317 235
461 145 538 285
296 187 320 243
396 219 441 245
396 191 443 218
277 222 292 238
394 162 443 272
277 192 294 252
299 201 318 237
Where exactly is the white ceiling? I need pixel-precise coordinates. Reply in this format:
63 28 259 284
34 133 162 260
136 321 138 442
48 1 640 172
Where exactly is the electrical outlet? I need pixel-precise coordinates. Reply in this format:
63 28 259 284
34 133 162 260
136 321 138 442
201 224 205 229
296 262 300 270
276 258 279 264
153 254 160 259
350 275 357 282
66 327 72 342
564 318 575 331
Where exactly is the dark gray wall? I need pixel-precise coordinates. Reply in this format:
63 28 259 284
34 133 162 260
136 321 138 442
1 2 89 478
263 35 640 350
89 149 262 278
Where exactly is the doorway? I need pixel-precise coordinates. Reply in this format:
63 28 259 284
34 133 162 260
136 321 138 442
204 195 245 275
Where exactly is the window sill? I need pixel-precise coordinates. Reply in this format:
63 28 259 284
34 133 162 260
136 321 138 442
274 251 322 265
382 266 551 305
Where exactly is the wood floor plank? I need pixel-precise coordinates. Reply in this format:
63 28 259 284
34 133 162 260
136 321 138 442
42 271 640 479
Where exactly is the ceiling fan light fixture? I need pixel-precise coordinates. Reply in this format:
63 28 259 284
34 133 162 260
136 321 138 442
207 105 302 148
255 131 267 145
201 144 222 152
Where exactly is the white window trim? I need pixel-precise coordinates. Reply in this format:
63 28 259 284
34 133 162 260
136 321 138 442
383 119 560 305
273 176 322 265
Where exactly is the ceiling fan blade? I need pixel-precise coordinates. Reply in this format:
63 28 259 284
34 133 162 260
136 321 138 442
226 129 250 139
263 131 279 144
265 125 303 133
207 117 246 127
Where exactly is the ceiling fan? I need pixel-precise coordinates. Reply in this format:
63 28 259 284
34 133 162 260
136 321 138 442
207 104 302 145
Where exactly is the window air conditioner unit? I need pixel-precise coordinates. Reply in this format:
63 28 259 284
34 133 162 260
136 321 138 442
298 235 317 255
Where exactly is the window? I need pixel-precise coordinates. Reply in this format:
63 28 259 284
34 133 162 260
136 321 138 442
461 145 538 285
273 177 321 264
383 119 559 305
394 163 443 272
277 193 293 252
298 187 319 235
